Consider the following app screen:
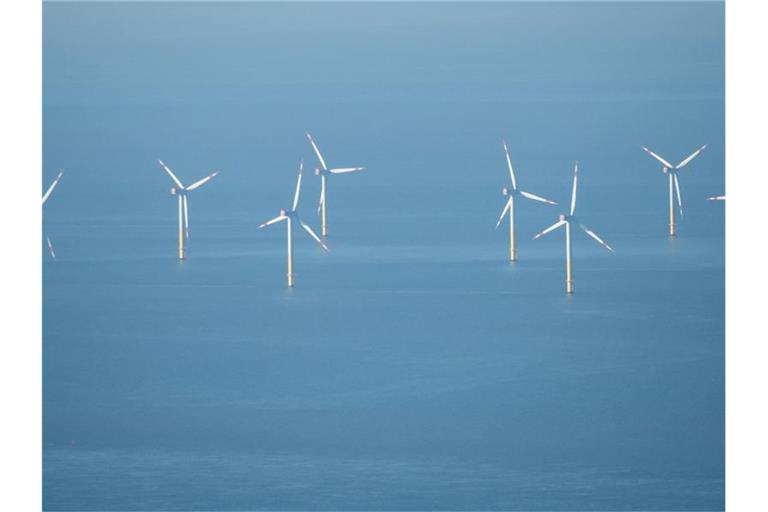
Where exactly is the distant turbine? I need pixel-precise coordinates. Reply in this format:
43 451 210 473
46 236 56 260
533 163 614 294
259 161 329 287
495 141 557 261
157 159 219 260
641 144 707 237
306 132 365 237
707 195 725 201
42 170 64 260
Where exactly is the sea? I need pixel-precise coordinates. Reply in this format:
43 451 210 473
42 1 725 510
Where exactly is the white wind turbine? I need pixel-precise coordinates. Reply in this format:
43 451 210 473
42 170 64 260
641 144 707 236
533 163 614 294
157 159 219 260
259 161 329 287
306 132 365 237
495 141 557 261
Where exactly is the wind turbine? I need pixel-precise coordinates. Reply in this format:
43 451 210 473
306 132 364 237
42 170 64 260
533 163 614 294
259 161 329 287
157 159 219 260
495 141 557 261
641 144 707 236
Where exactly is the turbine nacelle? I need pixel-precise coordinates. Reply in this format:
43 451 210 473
559 213 569 222
170 187 180 195
502 186 516 197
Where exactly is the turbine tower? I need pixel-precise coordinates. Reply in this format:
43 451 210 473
259 161 329 287
533 163 614 294
42 170 64 260
306 132 365 237
641 145 707 237
157 160 219 260
495 141 557 261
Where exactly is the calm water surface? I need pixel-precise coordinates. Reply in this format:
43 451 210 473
43 2 724 510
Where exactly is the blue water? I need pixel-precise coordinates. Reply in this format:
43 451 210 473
43 1 725 510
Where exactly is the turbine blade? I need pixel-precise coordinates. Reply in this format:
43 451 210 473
495 198 512 229
178 195 184 234
519 190 557 205
46 236 57 260
183 196 190 238
306 132 328 171
42 171 64 206
578 222 614 252
299 219 329 251
158 159 185 189
641 147 674 169
329 167 364 174
502 141 517 190
186 171 219 191
533 219 566 240
676 144 707 169
674 174 683 217
707 195 726 201
292 161 303 211
317 184 325 214
569 162 578 216
258 215 287 228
